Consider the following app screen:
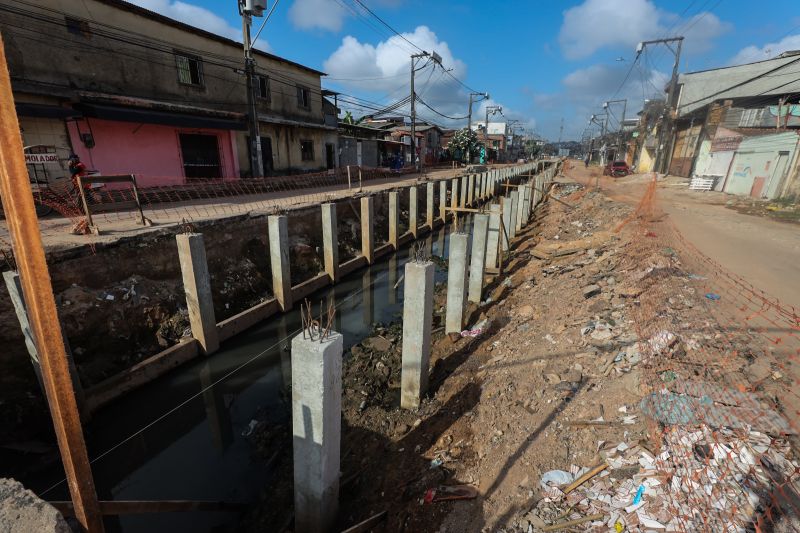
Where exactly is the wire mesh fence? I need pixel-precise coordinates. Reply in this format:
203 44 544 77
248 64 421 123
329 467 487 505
616 173 799 531
0 164 462 247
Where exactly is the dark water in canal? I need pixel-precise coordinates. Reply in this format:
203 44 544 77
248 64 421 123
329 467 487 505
28 218 472 532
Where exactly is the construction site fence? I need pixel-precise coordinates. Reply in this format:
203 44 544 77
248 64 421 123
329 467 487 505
610 172 799 532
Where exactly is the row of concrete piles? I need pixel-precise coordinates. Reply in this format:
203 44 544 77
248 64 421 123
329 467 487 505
283 163 558 532
4 159 559 532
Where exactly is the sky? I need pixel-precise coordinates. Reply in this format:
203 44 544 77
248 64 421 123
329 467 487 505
131 0 800 141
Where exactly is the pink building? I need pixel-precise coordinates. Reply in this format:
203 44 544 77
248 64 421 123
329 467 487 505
66 98 241 188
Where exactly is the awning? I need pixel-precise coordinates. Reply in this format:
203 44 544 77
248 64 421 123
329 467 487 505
15 102 82 119
74 102 247 131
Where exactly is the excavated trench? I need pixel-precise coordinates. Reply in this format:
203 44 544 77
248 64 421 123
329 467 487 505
18 217 469 533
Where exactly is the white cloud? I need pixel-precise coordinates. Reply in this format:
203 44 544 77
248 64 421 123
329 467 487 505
129 0 270 51
559 0 661 60
533 63 668 139
288 0 349 32
730 34 800 65
323 26 531 131
288 0 404 32
558 0 728 60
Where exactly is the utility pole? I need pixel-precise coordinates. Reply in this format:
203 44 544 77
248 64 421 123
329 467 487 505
557 117 564 145
637 37 684 175
466 92 489 164
604 99 627 161
410 51 442 172
240 0 266 178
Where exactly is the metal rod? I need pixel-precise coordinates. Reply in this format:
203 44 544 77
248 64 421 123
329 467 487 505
50 500 247 517
0 35 104 532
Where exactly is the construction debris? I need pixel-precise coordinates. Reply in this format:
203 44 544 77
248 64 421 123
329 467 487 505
524 426 799 532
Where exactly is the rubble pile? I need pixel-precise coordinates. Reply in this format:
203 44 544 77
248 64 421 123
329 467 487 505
524 425 800 532
527 425 799 532
342 323 404 413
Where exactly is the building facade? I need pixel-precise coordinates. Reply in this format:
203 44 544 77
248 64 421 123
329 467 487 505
661 52 800 199
1 0 335 188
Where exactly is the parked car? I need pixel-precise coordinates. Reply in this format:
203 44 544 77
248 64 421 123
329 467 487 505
603 160 630 177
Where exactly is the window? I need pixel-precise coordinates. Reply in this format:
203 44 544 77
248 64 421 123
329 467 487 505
256 75 271 100
175 53 203 86
296 85 310 109
300 140 314 161
65 16 91 38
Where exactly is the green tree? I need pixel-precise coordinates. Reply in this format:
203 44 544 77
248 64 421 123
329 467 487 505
447 128 483 163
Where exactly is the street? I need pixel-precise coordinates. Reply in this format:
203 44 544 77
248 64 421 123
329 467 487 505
574 166 800 310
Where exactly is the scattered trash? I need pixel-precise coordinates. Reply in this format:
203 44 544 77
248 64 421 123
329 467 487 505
105 294 115 301
648 330 677 354
705 292 721 300
540 470 574 488
460 328 482 338
429 457 444 469
687 274 706 280
632 484 644 505
582 284 602 298
660 370 677 382
241 419 261 437
423 484 478 503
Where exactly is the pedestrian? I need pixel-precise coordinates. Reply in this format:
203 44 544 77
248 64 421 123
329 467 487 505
68 153 89 189
584 155 590 168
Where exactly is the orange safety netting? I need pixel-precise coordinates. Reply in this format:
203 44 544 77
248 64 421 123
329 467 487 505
616 173 799 531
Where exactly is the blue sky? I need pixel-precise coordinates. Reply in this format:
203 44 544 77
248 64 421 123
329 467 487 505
134 0 800 140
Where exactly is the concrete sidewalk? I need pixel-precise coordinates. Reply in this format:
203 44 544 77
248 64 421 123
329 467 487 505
1 165 505 252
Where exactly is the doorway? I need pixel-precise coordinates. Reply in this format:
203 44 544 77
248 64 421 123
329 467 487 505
260 136 274 175
325 143 335 170
179 133 221 179
765 151 790 199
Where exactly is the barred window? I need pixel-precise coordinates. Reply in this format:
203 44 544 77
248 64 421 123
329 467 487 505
176 53 203 86
257 75 271 100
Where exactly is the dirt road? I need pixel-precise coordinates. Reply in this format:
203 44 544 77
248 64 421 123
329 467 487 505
571 165 800 309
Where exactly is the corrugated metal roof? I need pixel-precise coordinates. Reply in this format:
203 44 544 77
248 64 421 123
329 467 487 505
677 54 800 117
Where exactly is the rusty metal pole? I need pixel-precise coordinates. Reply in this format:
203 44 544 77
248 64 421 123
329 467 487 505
0 35 104 532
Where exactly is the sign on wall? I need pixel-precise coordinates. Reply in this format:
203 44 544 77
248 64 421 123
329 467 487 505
24 153 61 164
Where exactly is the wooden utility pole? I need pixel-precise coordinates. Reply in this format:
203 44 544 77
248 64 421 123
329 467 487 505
0 35 104 532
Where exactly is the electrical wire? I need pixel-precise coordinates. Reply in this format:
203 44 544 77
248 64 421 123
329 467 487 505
677 56 800 112
349 0 425 54
414 95 468 121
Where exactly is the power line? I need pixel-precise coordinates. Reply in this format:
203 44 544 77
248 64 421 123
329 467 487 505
677 56 800 111
349 0 425 54
414 94 468 121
